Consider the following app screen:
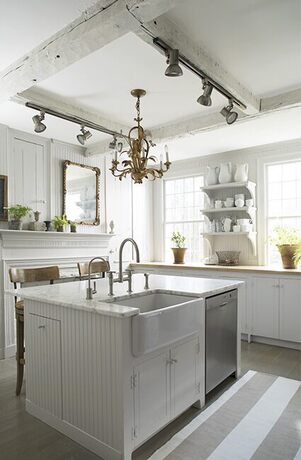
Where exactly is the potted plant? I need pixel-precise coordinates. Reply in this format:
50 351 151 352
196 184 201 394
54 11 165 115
171 231 187 264
5 204 32 230
69 221 77 233
53 215 69 232
270 226 301 269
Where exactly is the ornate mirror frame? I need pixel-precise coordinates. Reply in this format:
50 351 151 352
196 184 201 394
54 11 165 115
63 160 100 226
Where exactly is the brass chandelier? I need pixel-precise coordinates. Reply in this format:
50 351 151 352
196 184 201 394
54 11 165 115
110 89 171 184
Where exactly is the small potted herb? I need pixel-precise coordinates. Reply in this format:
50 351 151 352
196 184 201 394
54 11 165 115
69 221 77 233
53 215 69 232
5 204 32 230
270 226 301 269
171 231 187 264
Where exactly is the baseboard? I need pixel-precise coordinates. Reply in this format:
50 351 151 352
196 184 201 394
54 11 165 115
0 344 16 360
26 400 123 460
5 344 16 358
242 334 301 351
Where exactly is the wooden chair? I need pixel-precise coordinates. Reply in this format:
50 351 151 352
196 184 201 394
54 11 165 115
77 260 110 280
9 266 60 396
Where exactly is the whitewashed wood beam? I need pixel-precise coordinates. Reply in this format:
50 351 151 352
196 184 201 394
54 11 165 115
13 87 131 137
260 88 301 112
0 0 180 102
135 16 260 115
86 88 301 154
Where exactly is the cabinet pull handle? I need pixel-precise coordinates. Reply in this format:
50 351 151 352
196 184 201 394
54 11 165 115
38 325 46 329
219 302 228 307
171 358 178 364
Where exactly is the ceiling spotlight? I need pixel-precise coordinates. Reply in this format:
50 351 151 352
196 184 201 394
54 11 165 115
77 126 92 145
109 135 117 150
220 100 238 125
165 49 183 77
197 80 213 106
32 111 46 133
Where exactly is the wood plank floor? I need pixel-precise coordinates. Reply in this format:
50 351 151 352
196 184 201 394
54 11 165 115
0 342 300 460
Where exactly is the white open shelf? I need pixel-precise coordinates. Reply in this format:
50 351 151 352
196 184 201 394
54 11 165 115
200 181 255 192
200 206 256 213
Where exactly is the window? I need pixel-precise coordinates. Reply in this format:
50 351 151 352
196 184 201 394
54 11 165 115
164 176 205 263
265 160 301 264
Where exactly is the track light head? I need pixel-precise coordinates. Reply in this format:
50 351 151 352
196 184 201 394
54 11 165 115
109 135 117 150
165 49 183 77
77 126 92 145
32 111 46 133
220 101 238 125
197 80 213 106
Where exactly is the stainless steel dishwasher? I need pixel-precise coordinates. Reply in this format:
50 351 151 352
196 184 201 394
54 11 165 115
206 289 237 394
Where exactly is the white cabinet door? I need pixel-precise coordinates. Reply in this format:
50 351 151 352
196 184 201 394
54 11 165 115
25 314 62 418
252 278 279 339
171 336 201 418
133 350 169 444
279 279 301 343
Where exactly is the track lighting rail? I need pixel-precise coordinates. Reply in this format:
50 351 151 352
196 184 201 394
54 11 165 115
25 102 126 139
152 37 247 110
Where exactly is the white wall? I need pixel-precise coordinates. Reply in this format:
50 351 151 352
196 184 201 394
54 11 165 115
0 123 153 261
153 138 301 265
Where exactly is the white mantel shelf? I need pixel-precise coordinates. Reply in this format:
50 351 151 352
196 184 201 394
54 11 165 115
0 229 114 249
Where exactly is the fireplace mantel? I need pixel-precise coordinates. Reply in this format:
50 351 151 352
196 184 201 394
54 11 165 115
0 229 114 359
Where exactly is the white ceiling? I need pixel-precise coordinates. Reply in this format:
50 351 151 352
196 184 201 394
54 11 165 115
0 0 98 71
166 0 301 97
0 0 300 158
36 32 225 129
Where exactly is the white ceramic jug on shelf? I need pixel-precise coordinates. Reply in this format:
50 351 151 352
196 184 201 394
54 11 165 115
234 163 248 182
206 166 220 185
219 162 232 184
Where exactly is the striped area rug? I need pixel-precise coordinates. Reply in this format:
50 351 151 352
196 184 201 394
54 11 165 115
149 371 301 460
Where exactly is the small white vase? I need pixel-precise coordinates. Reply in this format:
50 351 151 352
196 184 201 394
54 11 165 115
206 166 220 185
234 163 248 182
219 162 232 184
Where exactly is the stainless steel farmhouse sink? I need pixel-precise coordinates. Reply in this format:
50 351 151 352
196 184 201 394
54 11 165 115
105 289 204 356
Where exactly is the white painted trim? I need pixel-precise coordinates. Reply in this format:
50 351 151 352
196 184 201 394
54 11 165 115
249 335 301 351
4 344 16 358
26 401 124 460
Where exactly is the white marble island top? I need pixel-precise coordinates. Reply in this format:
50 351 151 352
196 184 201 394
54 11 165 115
8 274 243 318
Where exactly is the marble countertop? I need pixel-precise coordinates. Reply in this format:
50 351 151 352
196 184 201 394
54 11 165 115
131 262 301 276
7 273 243 318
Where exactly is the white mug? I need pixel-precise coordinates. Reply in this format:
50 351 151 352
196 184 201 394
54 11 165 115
215 200 223 209
224 197 234 208
241 224 251 232
246 199 253 207
233 225 240 233
235 198 244 208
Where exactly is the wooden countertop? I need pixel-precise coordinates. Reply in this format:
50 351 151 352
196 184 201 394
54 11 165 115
131 262 301 276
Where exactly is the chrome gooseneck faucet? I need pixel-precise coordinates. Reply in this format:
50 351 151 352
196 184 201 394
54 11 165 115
108 238 140 296
86 256 109 300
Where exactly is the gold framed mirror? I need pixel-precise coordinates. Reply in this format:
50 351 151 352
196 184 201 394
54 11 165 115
63 160 100 226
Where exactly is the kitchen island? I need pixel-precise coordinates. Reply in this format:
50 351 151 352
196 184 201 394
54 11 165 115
10 274 243 460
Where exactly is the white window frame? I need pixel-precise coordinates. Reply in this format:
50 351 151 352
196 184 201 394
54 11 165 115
162 174 205 263
257 151 301 265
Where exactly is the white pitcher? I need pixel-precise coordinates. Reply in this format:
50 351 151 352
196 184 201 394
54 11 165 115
234 163 248 182
206 166 220 185
219 162 232 184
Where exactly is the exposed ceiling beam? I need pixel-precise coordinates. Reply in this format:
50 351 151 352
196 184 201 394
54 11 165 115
135 16 260 115
0 0 180 102
86 88 301 154
260 88 301 112
13 87 131 136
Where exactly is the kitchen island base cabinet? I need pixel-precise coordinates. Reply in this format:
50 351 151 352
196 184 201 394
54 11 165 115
24 299 205 460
